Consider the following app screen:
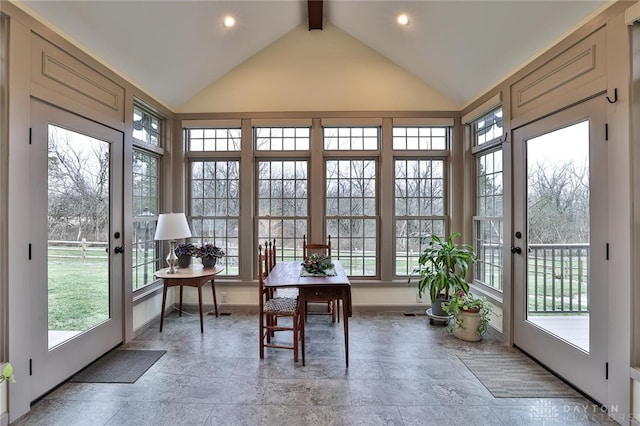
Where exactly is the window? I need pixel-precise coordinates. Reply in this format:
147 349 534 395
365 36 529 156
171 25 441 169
189 160 240 275
325 157 378 276
183 119 453 281
392 125 449 276
473 108 503 145
392 127 447 150
255 127 310 151
324 127 378 150
133 105 160 147
254 126 310 259
187 128 241 152
323 126 379 276
471 107 504 291
394 159 446 275
186 125 242 276
132 108 161 290
256 160 308 260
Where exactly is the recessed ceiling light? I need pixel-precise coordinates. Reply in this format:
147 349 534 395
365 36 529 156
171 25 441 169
397 14 409 26
223 16 236 28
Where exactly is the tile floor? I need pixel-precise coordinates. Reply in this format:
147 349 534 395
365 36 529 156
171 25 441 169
13 308 619 425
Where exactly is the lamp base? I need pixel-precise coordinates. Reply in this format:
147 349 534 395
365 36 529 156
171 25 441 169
165 240 178 274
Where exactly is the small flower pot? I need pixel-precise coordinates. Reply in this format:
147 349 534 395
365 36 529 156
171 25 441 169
451 310 483 342
177 254 192 268
201 257 217 268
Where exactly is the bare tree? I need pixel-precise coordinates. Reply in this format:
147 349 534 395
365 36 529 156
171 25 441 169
48 127 109 242
527 159 589 244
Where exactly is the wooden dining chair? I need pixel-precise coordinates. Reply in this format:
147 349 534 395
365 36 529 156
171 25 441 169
302 234 339 322
268 238 277 272
259 244 302 362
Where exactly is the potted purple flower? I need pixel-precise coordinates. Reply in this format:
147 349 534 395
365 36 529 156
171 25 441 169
195 244 225 268
175 242 196 268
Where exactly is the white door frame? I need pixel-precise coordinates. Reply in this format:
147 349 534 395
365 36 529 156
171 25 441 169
29 99 124 400
512 96 608 404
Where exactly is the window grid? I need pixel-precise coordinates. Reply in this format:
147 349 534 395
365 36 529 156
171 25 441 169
323 127 379 150
325 159 377 276
474 217 503 291
473 107 503 145
472 108 504 291
188 128 241 152
132 150 160 290
133 105 160 146
394 158 446 276
255 127 310 151
189 160 240 275
257 160 309 261
392 127 448 150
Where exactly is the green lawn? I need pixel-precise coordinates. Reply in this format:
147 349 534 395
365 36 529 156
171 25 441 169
48 249 109 331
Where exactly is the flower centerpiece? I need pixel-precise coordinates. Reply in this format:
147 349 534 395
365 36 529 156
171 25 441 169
442 290 493 341
301 253 334 275
174 242 196 268
195 243 225 268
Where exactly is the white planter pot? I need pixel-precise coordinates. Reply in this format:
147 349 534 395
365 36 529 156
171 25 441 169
451 310 483 342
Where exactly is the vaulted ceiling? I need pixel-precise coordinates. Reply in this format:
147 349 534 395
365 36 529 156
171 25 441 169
15 0 610 111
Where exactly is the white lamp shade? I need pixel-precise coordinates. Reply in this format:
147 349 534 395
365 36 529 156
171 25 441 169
154 213 192 240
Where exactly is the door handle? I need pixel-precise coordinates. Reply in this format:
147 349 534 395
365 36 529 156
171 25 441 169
114 246 124 254
511 246 522 254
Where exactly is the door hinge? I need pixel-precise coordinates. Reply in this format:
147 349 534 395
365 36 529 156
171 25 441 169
605 124 608 141
606 362 609 380
28 243 32 260
29 358 32 376
29 127 32 145
606 243 609 260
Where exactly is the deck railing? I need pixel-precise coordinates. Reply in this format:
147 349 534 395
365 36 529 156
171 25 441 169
527 243 589 314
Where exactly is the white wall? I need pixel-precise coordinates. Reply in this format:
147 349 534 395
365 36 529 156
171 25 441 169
178 24 459 113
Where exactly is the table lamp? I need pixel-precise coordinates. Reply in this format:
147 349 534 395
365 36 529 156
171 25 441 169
154 213 192 274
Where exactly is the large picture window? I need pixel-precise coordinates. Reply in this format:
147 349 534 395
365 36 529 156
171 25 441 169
394 159 446 275
325 159 378 276
471 107 504 291
189 160 240 275
183 120 453 281
256 160 308 260
132 104 162 291
132 151 159 290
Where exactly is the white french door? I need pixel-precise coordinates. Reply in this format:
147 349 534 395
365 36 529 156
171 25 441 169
512 96 608 404
30 100 124 400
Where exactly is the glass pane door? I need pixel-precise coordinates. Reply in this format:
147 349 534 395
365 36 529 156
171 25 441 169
31 99 123 401
47 125 111 348
525 121 590 351
512 96 607 404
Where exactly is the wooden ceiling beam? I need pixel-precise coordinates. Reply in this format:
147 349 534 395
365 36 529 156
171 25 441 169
308 0 323 31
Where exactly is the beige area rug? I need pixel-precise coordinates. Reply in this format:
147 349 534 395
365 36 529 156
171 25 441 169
458 352 581 398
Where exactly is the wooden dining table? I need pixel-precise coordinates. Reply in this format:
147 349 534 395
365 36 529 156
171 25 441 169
263 260 352 367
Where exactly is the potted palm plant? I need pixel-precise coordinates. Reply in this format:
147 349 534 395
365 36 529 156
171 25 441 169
408 232 477 317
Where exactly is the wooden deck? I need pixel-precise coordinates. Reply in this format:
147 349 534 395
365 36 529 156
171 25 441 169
527 314 589 351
